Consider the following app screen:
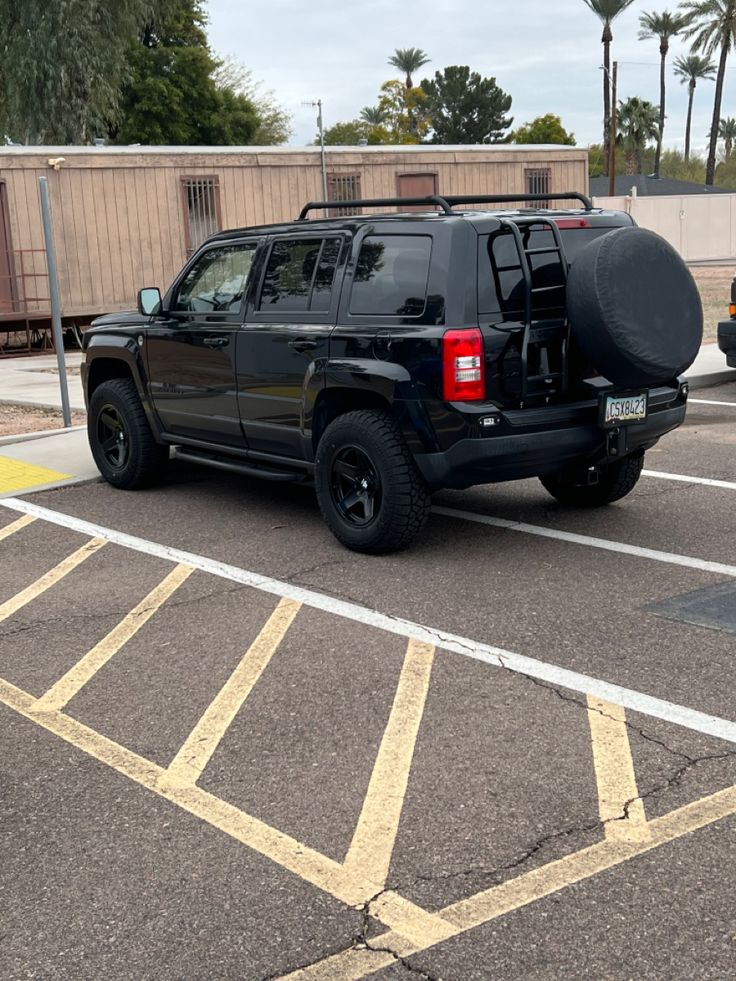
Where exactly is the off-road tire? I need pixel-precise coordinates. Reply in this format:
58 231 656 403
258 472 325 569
539 451 645 508
314 410 431 553
88 378 168 489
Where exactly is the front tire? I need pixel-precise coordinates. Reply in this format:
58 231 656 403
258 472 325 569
539 451 645 507
314 410 431 553
88 378 168 489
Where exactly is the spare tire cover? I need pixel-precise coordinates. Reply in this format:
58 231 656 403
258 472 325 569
566 226 703 387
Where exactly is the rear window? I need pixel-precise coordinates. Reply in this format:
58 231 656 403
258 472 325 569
480 225 617 319
349 235 432 317
258 237 341 313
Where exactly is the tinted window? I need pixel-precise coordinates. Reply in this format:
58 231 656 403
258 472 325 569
259 237 341 313
349 235 432 316
173 244 257 314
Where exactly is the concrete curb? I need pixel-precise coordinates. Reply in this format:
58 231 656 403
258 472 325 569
685 369 736 390
0 425 87 447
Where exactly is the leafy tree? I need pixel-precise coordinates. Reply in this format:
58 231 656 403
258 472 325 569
420 66 513 144
0 0 169 143
719 115 736 157
681 0 736 185
388 47 430 89
377 80 431 141
360 106 387 125
638 10 691 176
512 114 576 145
322 120 381 145
214 60 291 144
114 0 258 145
582 1 636 170
673 53 716 159
617 96 660 173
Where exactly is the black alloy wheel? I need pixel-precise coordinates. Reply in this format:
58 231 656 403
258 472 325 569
97 404 130 470
329 445 382 527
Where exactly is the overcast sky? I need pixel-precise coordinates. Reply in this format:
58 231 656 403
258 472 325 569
207 0 735 154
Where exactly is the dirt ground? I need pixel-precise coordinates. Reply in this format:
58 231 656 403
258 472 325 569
690 265 733 343
0 404 86 438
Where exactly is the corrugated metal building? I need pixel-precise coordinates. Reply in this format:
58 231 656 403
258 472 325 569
0 143 588 348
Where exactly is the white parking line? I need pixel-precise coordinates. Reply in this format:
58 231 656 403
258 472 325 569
3 495 736 746
643 469 736 491
688 398 736 407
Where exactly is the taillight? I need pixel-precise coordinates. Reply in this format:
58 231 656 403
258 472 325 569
442 328 485 401
730 303 736 319
553 218 590 229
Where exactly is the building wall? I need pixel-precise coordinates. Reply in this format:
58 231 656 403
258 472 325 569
0 146 588 318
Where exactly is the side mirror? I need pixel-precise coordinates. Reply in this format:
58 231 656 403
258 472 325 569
137 287 162 317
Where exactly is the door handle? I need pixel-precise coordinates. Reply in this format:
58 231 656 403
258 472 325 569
203 336 228 348
288 339 318 351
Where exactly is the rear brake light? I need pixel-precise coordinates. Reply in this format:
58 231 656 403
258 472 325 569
730 303 736 319
553 218 590 229
443 328 485 401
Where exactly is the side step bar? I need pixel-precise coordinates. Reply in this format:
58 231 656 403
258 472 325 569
175 449 307 482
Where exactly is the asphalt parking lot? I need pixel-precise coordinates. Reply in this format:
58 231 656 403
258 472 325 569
2 383 736 980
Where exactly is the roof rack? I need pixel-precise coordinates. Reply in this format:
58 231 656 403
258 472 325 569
297 190 593 220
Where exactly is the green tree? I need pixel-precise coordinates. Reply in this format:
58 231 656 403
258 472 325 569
512 114 576 145
360 106 387 125
0 0 169 143
388 47 430 89
680 0 736 185
582 1 637 170
214 60 291 144
420 66 513 144
638 10 691 176
377 80 431 141
322 120 382 145
719 115 736 157
673 53 716 159
617 96 660 173
114 0 258 145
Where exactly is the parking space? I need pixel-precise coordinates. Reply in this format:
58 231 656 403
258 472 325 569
2 388 736 979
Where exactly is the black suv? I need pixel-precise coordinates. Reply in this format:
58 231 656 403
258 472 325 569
82 191 702 553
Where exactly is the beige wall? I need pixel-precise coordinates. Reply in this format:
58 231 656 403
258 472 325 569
593 192 736 263
0 147 588 318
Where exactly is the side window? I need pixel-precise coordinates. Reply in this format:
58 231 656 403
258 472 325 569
258 237 341 313
172 244 257 315
349 235 432 317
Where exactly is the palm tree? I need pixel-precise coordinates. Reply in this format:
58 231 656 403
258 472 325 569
639 10 691 176
360 106 386 125
582 0 637 171
673 53 716 159
617 96 660 173
680 0 736 185
719 115 736 157
388 48 430 90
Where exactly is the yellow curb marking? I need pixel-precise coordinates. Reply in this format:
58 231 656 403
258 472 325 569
0 456 70 494
0 514 36 542
167 597 301 785
587 695 650 841
0 537 106 624
343 638 435 887
36 563 195 712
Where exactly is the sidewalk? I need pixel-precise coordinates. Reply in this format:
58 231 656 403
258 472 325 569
0 342 733 498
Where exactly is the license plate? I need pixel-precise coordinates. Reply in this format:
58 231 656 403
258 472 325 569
600 392 648 427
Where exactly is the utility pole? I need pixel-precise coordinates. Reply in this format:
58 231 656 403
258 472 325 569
304 99 328 214
608 62 618 198
38 176 71 427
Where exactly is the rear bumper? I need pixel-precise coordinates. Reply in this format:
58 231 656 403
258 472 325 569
414 386 687 490
717 320 736 367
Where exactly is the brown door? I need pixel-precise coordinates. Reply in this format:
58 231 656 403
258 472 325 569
0 184 15 313
396 172 438 211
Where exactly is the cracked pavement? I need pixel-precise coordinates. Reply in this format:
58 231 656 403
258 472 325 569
2 385 736 979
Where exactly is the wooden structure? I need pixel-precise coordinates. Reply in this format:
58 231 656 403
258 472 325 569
0 144 588 343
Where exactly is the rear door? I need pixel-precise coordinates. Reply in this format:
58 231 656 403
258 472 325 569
237 233 346 459
145 239 259 445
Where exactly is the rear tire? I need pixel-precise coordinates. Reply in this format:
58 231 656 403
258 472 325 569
88 378 168 489
539 451 644 508
314 410 431 553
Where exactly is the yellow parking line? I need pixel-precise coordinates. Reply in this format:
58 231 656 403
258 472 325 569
166 598 301 785
0 514 36 542
0 456 70 495
587 695 649 841
342 638 435 888
276 946 396 981
0 537 106 625
36 563 194 712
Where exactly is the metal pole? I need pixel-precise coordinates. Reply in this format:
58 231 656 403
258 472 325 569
608 62 618 198
317 99 328 215
38 176 71 427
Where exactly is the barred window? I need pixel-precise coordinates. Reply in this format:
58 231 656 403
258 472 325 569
526 168 552 198
328 174 362 216
181 177 221 253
